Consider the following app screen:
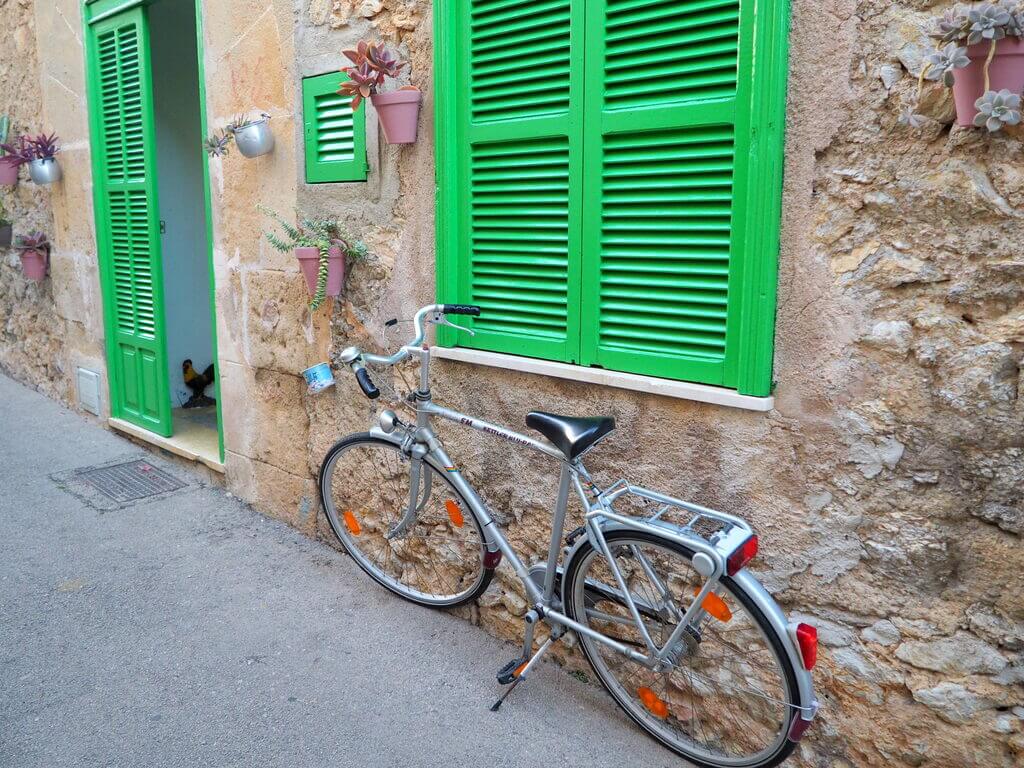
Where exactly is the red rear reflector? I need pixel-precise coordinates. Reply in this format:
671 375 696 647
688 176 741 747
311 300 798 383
795 623 818 670
788 715 813 742
726 535 758 576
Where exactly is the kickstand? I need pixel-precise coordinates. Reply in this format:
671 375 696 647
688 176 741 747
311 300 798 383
490 637 554 712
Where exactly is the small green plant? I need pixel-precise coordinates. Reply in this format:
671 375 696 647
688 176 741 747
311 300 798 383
0 116 9 154
258 205 367 311
904 2 1024 131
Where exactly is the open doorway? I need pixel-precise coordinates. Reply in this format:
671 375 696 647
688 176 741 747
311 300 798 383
150 0 218 463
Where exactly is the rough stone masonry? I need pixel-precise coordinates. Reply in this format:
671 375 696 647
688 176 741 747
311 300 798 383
0 1 1021 766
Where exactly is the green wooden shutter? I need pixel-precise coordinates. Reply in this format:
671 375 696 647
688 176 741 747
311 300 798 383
578 0 788 395
436 0 585 362
303 72 368 183
437 0 790 395
86 7 172 435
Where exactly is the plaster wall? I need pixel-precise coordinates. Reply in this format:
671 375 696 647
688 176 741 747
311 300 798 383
0 1 1021 765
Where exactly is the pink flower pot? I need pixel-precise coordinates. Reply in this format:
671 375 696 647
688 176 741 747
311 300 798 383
0 158 18 186
295 245 345 298
952 37 1024 127
19 249 48 282
371 90 422 144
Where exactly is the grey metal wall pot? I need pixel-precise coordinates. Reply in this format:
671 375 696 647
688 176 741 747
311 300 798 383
29 157 62 184
233 117 274 158
0 224 11 247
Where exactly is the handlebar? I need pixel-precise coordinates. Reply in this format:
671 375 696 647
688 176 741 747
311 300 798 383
340 303 481 398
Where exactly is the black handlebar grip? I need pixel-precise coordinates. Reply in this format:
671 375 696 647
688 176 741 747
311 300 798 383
354 366 380 400
442 304 482 317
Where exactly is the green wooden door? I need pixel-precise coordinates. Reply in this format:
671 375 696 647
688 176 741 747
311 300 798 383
86 6 172 435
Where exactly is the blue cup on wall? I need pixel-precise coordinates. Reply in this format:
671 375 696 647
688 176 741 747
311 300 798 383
302 362 335 394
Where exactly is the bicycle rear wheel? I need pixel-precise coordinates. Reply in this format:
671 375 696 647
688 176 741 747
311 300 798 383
318 434 492 607
563 530 799 768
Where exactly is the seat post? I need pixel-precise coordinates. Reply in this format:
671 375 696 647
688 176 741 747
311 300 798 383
541 461 573 605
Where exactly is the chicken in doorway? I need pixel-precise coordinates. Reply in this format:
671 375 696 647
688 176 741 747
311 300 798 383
182 360 216 408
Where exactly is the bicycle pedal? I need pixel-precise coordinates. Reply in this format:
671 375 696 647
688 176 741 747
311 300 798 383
496 657 528 685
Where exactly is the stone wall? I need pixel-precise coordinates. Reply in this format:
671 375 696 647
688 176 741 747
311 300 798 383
0 0 1020 765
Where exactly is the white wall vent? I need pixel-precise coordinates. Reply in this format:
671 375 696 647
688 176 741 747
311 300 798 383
77 368 101 416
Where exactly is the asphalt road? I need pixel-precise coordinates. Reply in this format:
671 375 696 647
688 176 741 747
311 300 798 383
0 373 675 768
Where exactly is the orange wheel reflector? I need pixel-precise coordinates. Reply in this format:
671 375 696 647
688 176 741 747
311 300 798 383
446 499 465 528
343 510 361 536
637 687 669 719
693 587 732 623
514 661 529 678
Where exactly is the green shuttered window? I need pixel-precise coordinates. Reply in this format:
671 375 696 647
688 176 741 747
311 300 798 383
302 72 368 183
436 0 791 397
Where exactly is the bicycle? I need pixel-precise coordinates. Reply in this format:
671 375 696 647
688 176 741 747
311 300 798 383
318 304 820 768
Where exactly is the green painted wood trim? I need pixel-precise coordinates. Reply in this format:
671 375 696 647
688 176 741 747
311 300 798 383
723 0 792 396
194 0 224 461
433 0 456 348
302 71 368 183
85 0 147 25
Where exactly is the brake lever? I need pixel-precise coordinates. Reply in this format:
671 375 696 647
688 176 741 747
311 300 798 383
430 312 476 337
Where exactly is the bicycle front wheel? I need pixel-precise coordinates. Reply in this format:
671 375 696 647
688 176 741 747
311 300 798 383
318 434 492 607
563 530 800 768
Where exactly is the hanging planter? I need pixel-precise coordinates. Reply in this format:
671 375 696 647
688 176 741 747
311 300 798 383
0 159 17 187
29 157 62 185
953 37 1024 126
0 116 17 187
903 4 1024 132
204 112 275 159
259 205 369 311
232 114 275 158
302 362 336 394
295 244 345 298
14 231 49 282
340 40 422 145
371 89 422 144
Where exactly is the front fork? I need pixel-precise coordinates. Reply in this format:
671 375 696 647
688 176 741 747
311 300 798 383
387 442 432 540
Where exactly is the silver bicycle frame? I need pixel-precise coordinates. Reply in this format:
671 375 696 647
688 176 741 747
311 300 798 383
348 312 819 723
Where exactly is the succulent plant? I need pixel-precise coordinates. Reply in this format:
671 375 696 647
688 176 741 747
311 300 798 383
967 2 1013 44
973 88 1022 130
14 230 49 251
204 129 232 157
338 39 415 110
28 133 59 161
910 2 1024 133
0 116 9 149
258 205 368 312
0 135 32 167
339 62 379 111
898 106 930 129
926 43 971 86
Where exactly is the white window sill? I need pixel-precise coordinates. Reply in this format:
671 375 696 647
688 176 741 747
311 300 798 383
430 347 775 413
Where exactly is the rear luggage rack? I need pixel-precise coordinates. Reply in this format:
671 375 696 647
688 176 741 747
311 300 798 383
591 480 754 566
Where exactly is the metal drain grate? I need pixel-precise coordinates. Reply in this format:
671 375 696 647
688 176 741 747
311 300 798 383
75 460 185 503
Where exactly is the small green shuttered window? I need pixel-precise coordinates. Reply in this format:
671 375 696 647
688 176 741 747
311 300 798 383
302 72 368 183
436 0 791 397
